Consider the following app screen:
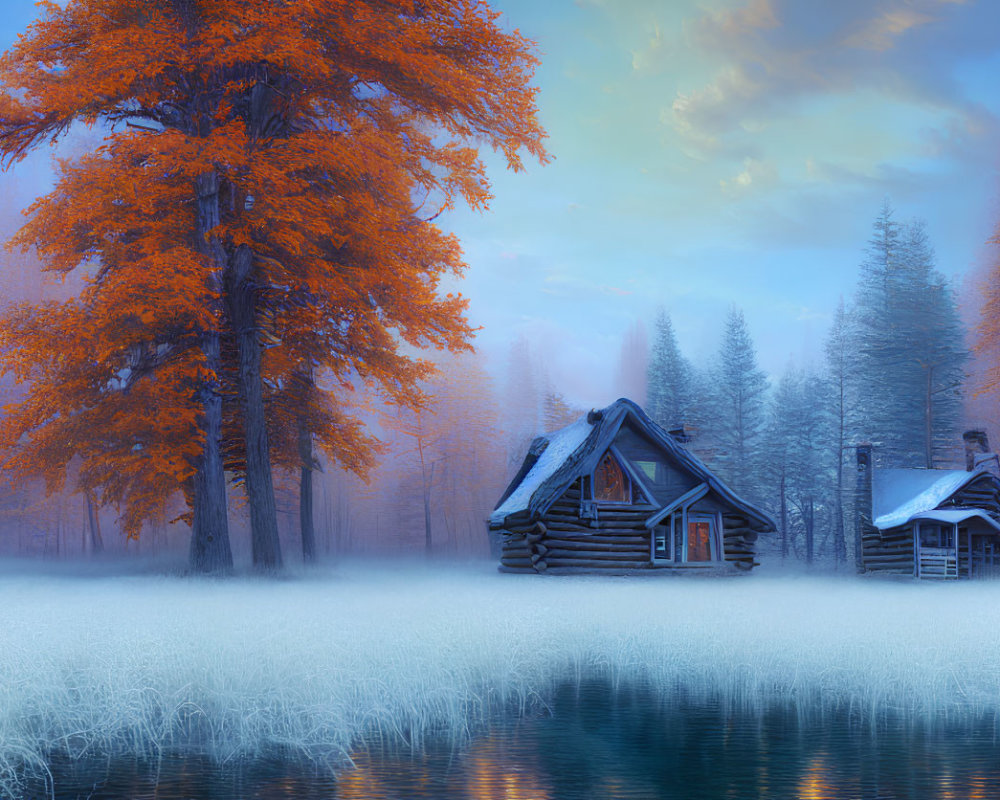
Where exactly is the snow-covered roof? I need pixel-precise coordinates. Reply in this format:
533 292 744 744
873 468 991 530
489 398 777 533
488 417 593 526
907 509 1000 532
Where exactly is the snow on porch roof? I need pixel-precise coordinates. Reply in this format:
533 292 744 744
488 416 594 526
907 509 1000 533
873 468 991 530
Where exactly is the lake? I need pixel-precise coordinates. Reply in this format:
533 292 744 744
23 680 1000 799
5 564 1000 798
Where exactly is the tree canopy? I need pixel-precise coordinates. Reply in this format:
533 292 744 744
0 0 547 570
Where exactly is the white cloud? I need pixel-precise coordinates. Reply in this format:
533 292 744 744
719 157 779 197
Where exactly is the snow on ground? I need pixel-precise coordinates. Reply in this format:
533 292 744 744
3 559 1000 791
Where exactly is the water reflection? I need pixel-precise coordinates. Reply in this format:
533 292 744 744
24 682 1000 799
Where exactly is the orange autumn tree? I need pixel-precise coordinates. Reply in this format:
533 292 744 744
0 0 547 571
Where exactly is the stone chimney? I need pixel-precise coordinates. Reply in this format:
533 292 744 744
855 444 873 574
963 430 995 472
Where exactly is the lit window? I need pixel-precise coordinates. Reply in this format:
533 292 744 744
594 451 630 503
685 515 718 562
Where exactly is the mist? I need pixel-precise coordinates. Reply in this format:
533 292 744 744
3 561 1000 795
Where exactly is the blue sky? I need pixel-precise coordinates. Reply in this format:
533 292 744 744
442 0 1000 406
2 1 1000 408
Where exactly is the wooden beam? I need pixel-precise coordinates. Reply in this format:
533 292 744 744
646 483 709 529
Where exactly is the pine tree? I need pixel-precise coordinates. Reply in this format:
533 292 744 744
710 307 769 499
852 203 967 468
785 370 834 566
646 309 692 430
824 298 853 567
902 221 967 466
763 365 836 566
763 368 797 560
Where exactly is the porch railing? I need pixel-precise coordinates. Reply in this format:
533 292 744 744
918 547 958 580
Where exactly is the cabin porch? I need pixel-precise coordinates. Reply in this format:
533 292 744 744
912 518 1000 580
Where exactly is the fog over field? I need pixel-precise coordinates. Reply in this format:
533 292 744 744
3 561 1000 794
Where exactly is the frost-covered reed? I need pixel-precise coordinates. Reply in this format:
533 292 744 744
3 561 1000 793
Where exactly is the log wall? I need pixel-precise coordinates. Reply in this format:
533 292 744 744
861 522 914 575
498 481 757 574
862 475 1000 578
721 513 757 571
949 476 1000 516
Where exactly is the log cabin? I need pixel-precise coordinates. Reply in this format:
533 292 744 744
857 432 1000 579
488 398 776 575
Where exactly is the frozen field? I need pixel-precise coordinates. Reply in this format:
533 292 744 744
3 560 1000 793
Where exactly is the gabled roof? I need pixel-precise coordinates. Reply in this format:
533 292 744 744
872 467 999 530
489 398 776 532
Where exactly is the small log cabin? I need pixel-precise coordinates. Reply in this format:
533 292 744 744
488 398 776 575
857 433 1000 580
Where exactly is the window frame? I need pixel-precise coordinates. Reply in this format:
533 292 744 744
683 511 723 563
591 445 656 506
591 448 631 505
651 518 674 562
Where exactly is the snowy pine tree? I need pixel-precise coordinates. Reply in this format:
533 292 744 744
786 370 835 565
709 307 769 500
646 310 692 430
824 298 854 566
763 366 836 566
852 203 967 468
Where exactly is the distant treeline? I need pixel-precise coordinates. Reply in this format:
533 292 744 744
644 202 969 567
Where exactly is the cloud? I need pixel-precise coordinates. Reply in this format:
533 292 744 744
631 22 664 72
670 66 767 155
842 8 935 51
719 157 779 197
669 0 993 157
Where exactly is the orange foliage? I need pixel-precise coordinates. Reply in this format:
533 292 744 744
0 0 547 540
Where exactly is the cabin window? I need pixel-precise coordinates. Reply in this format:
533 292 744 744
685 514 718 562
636 460 657 482
593 450 630 503
919 524 953 548
652 524 672 561
615 425 696 504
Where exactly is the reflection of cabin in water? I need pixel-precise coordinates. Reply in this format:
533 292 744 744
857 432 1000 580
488 398 776 575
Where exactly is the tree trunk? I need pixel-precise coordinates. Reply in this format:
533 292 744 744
779 472 788 561
189 331 233 572
300 465 315 563
189 172 233 574
225 244 282 572
423 460 435 556
296 370 317 564
805 497 814 565
86 492 104 555
833 381 847 567
924 364 934 469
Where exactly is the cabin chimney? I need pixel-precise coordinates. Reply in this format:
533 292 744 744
667 426 691 445
963 430 994 472
855 444 873 574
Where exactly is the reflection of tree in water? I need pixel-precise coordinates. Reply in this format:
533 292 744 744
23 682 1000 798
